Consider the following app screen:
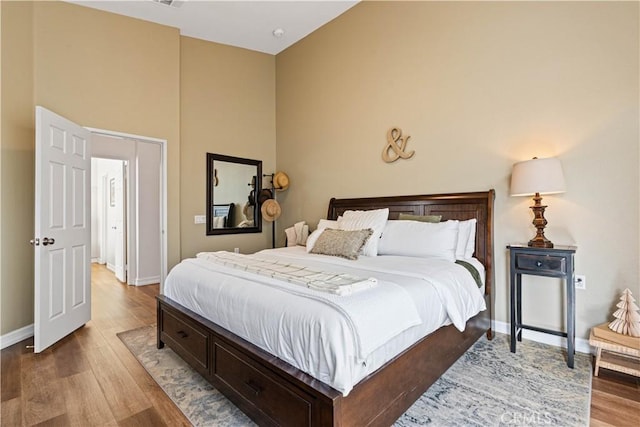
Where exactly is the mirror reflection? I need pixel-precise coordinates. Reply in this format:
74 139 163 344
206 153 262 235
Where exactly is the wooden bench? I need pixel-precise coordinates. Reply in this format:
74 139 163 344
589 323 640 378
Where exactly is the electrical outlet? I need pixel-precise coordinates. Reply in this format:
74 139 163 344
194 215 206 224
234 247 240 254
575 275 586 290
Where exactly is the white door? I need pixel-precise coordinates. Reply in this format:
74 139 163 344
114 163 126 282
34 106 91 353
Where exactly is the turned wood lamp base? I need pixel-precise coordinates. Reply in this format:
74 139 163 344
528 192 554 248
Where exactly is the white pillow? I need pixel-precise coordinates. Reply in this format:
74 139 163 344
285 227 297 247
317 218 340 230
454 220 466 260
306 218 343 252
338 208 389 256
306 229 326 252
454 219 477 260
378 220 459 261
294 221 309 245
464 218 477 259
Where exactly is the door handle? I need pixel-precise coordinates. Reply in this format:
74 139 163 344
30 238 40 246
42 237 55 246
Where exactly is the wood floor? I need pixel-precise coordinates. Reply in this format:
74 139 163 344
1 263 638 426
1 264 190 426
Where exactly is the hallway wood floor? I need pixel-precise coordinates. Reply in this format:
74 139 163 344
1 264 638 426
1 264 189 426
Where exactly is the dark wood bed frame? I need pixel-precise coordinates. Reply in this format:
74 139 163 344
157 190 495 426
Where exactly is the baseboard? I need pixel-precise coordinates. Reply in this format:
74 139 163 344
106 262 115 272
133 275 160 286
1 324 34 350
91 257 99 263
494 320 592 354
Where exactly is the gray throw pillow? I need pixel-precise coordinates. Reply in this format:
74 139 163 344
310 228 374 260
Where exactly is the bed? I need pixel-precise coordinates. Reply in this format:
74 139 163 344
157 190 495 426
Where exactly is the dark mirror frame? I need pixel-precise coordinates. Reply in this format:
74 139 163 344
206 153 262 235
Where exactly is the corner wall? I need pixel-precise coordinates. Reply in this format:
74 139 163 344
276 1 640 339
179 37 276 257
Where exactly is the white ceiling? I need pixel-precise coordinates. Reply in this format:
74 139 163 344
68 0 359 55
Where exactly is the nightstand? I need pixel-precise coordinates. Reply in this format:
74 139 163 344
507 244 577 368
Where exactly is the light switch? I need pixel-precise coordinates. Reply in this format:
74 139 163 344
194 215 206 224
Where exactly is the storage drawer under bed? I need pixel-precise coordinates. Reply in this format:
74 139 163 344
160 309 209 376
213 340 313 426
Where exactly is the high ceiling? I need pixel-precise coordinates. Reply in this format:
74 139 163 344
67 0 359 55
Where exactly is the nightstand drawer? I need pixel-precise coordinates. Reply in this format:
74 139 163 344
515 253 566 273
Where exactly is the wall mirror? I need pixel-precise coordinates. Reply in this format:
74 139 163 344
206 153 262 235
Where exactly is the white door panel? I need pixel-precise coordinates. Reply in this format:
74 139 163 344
114 165 126 282
34 106 91 353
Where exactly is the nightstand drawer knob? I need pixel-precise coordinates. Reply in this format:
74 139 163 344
536 261 543 267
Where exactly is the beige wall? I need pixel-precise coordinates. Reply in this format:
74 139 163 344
1 1 35 334
0 1 278 336
276 1 639 339
180 37 275 256
1 1 182 335
32 1 181 272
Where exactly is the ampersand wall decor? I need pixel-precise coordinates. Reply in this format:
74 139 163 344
382 127 415 163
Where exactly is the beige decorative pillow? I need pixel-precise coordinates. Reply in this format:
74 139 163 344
310 228 374 260
398 213 442 223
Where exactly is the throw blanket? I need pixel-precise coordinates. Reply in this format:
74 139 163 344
455 260 483 288
199 251 377 295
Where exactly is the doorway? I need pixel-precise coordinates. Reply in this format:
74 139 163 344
91 158 127 282
90 132 164 287
33 106 168 352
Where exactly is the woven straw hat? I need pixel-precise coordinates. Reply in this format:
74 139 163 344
273 171 290 191
261 199 282 222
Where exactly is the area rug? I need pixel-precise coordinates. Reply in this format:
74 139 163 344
118 326 591 426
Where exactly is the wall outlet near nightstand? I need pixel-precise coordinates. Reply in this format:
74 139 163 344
194 215 206 224
575 275 586 290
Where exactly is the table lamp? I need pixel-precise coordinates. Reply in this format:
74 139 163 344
510 157 566 248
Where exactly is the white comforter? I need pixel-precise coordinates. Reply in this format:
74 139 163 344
164 247 486 396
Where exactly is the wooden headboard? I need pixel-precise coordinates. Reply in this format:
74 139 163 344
327 190 495 301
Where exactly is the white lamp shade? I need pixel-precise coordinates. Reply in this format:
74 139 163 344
510 157 566 196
